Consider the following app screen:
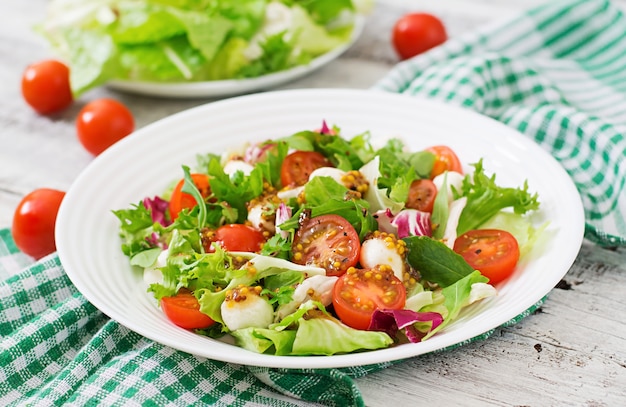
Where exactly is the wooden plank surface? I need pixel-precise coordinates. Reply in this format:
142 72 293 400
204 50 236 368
1 1 625 406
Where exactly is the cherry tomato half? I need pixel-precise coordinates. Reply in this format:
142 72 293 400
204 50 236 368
405 178 437 213
76 98 134 156
426 145 463 179
453 229 520 285
204 224 265 253
168 174 211 221
280 151 333 187
392 13 448 60
333 265 406 330
12 188 66 259
21 60 73 115
161 289 215 330
291 214 360 276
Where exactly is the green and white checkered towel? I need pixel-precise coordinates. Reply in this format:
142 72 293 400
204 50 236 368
375 0 626 247
3 0 626 405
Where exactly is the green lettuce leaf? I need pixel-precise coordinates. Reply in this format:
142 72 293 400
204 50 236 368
456 160 540 235
38 0 357 95
291 0 354 25
422 270 489 340
207 156 264 223
111 5 186 44
112 201 156 257
231 301 393 355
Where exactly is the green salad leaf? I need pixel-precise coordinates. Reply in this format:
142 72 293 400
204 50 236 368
37 0 361 95
231 301 393 355
456 160 540 235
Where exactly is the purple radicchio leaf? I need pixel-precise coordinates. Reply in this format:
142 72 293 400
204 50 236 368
275 202 292 239
373 208 397 234
143 196 171 227
244 142 276 164
391 209 432 239
319 120 332 135
368 309 443 343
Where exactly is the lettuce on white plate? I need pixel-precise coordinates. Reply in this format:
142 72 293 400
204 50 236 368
37 0 369 95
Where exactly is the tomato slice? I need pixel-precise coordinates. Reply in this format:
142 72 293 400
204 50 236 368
333 265 406 330
280 151 333 187
426 145 463 179
204 224 265 253
453 229 520 285
160 289 215 329
405 178 437 212
168 173 211 221
291 214 360 276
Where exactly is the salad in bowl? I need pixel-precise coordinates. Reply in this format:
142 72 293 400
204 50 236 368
37 0 368 96
113 121 542 356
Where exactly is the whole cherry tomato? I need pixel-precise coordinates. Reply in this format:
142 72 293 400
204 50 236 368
76 98 135 156
21 60 73 115
12 188 66 259
392 13 448 60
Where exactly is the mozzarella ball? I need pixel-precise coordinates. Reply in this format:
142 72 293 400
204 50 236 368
275 275 338 320
433 171 464 202
220 286 274 331
247 203 275 233
308 167 346 183
359 235 406 281
223 160 254 177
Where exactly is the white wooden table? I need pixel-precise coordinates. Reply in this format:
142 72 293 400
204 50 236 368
1 1 625 405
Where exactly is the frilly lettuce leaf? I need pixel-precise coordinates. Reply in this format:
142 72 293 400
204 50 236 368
456 160 540 235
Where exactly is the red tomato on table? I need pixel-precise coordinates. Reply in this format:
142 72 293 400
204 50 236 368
12 188 66 259
21 59 73 115
333 265 406 330
161 289 215 329
291 214 360 276
76 98 134 156
392 13 448 60
453 229 520 285
280 151 333 187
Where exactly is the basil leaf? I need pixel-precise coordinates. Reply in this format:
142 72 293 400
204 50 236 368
403 236 475 287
